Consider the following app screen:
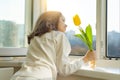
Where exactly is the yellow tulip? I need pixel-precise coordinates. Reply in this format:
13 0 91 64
73 14 81 26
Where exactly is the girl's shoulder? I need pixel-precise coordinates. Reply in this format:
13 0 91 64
51 31 65 36
51 31 66 39
51 31 69 43
34 31 66 41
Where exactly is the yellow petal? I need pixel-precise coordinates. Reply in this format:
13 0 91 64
73 14 81 26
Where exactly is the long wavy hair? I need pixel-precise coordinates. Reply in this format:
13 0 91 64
28 11 62 44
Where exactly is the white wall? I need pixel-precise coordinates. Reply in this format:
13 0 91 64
0 68 14 80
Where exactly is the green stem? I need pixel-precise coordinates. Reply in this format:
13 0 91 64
79 26 93 50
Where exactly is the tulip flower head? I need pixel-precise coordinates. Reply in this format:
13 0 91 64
73 14 81 26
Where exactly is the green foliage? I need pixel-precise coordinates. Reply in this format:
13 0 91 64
74 24 93 51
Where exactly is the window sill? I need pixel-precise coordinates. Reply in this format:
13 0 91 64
0 57 120 80
74 66 120 80
74 59 120 80
0 57 25 67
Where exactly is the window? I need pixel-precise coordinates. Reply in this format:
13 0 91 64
47 0 96 56
0 0 32 56
0 0 25 47
107 0 120 58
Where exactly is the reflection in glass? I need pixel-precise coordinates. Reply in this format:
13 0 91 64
107 0 120 57
0 0 25 47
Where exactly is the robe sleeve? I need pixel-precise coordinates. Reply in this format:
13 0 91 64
55 32 85 76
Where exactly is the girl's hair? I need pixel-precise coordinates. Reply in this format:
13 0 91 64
28 11 62 44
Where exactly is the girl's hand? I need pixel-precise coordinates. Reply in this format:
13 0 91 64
83 50 96 68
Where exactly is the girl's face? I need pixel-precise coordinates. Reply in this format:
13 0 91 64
57 16 67 32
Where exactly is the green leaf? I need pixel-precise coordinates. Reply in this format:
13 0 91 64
85 24 93 45
74 24 93 51
74 34 88 46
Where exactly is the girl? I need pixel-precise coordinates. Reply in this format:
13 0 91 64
11 11 96 80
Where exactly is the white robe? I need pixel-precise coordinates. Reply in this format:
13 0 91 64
11 31 84 80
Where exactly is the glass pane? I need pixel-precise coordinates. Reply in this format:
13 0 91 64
47 0 96 55
0 0 25 47
107 0 120 57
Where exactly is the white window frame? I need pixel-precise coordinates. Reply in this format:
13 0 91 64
96 0 120 70
0 0 119 63
96 0 107 60
0 0 119 75
67 0 120 68
0 0 47 57
0 0 33 57
96 0 120 60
